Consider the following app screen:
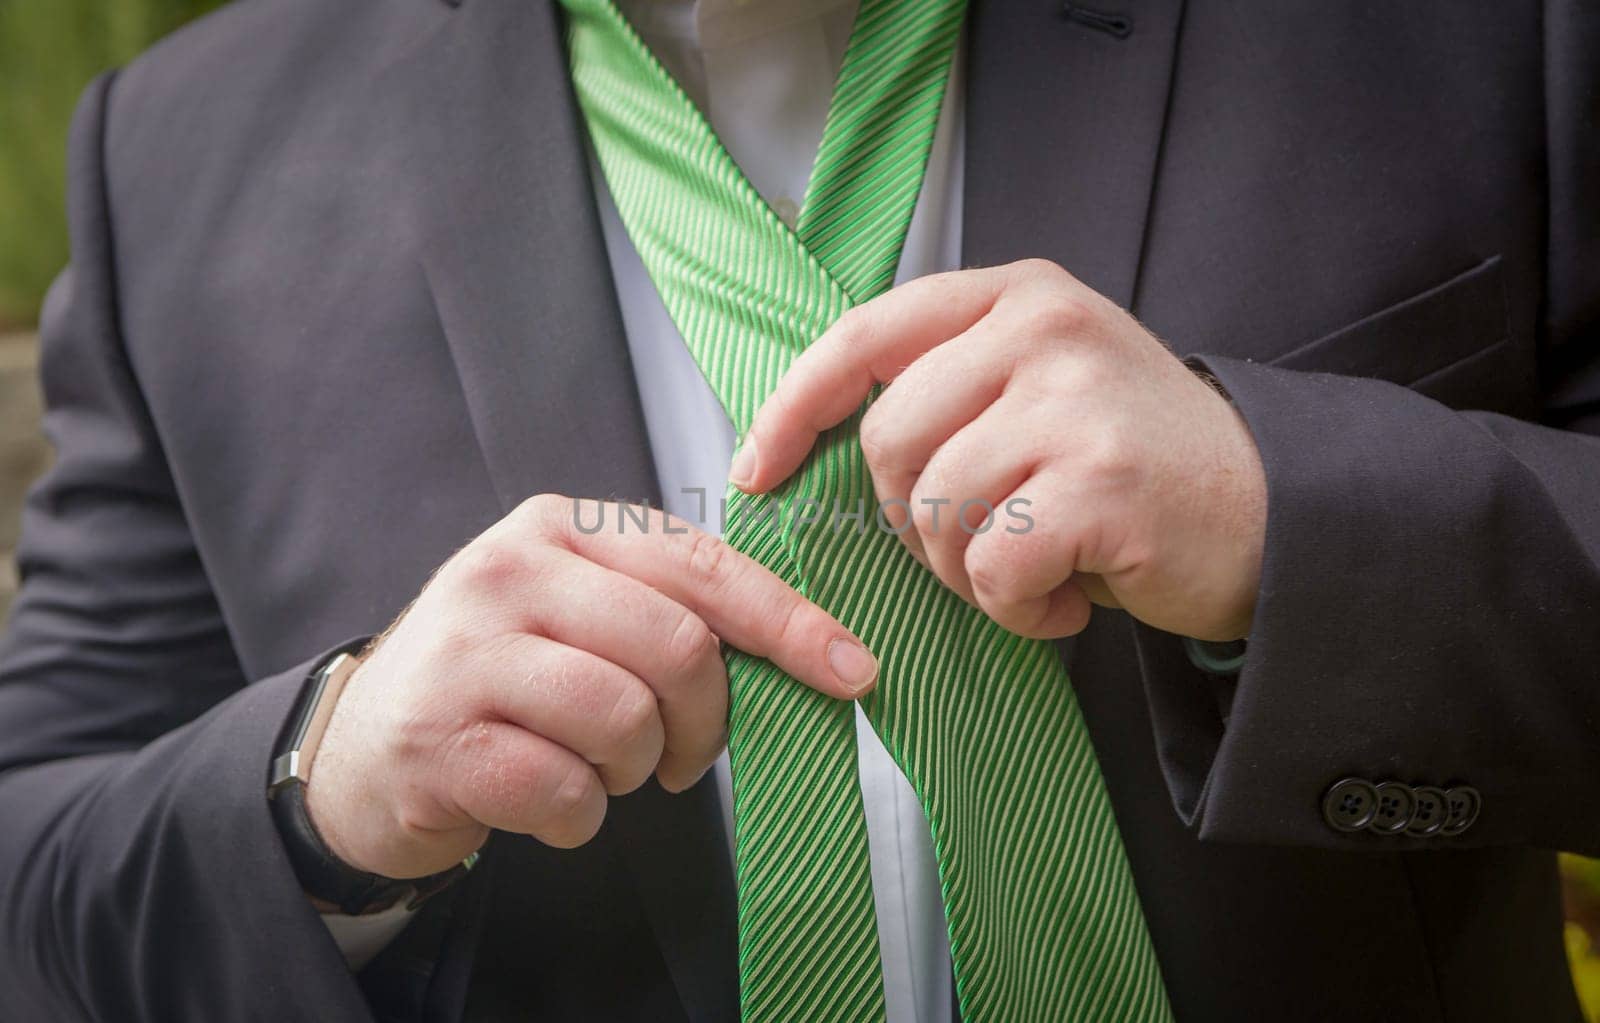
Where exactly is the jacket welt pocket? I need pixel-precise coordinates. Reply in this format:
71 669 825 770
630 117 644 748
1269 256 1511 397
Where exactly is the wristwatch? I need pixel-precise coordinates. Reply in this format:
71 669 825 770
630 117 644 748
269 645 475 915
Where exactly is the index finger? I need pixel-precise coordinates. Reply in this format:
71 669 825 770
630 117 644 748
550 500 879 701
733 265 1013 493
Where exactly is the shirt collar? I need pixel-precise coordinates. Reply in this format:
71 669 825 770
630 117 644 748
616 0 856 49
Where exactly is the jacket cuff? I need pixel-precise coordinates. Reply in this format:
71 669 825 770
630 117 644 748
5 644 378 1021
1134 354 1563 851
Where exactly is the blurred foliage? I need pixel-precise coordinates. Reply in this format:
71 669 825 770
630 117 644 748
1569 926 1600 1021
4 2 1600 1016
1565 854 1600 1020
0 0 222 329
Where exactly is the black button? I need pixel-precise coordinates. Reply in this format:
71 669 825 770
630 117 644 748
1441 785 1481 836
1406 786 1448 837
1368 781 1416 835
1322 778 1378 833
1182 636 1247 675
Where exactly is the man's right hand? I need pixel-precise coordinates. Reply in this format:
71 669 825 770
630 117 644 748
305 494 879 881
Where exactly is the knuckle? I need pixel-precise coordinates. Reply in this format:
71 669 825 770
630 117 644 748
682 530 731 587
514 492 559 526
770 594 811 658
515 493 576 541
453 540 533 595
655 753 709 796
857 412 900 469
522 641 583 706
435 720 504 814
663 609 719 680
1080 427 1140 488
1057 348 1113 392
1014 257 1068 284
991 599 1049 640
436 718 492 779
543 762 600 827
907 487 947 538
1015 296 1093 340
831 304 873 350
965 541 1020 603
604 683 660 751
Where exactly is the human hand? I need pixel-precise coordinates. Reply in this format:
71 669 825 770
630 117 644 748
732 259 1267 643
306 495 877 879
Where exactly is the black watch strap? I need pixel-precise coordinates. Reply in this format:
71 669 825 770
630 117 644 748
270 778 469 915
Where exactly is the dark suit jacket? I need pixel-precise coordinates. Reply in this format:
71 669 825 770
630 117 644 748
2 0 1597 1019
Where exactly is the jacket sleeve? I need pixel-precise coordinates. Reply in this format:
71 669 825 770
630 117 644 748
0 73 374 1022
1134 1 1600 854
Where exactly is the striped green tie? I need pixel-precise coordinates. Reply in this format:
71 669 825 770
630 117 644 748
562 1 1172 1019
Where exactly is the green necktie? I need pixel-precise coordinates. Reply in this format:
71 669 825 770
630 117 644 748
562 2 1172 1019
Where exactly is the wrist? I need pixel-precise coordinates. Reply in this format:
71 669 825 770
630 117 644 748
268 644 475 914
1203 371 1268 640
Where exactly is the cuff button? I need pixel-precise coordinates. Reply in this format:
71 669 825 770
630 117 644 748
1368 781 1416 835
1405 785 1448 837
1322 777 1379 833
1441 785 1481 836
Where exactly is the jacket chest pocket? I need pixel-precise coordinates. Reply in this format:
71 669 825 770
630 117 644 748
1267 255 1535 415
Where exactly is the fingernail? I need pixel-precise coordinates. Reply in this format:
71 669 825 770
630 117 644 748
729 441 757 489
827 639 878 696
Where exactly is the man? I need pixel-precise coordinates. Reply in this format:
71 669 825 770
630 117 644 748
1 0 1596 1019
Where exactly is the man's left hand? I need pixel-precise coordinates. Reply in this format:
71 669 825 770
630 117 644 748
731 258 1268 643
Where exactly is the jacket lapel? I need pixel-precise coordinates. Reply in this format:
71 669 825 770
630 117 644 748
608 779 742 1023
964 0 1185 310
390 0 658 514
384 3 737 1019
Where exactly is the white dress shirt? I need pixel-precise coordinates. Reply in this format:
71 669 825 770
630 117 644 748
331 5 966 1020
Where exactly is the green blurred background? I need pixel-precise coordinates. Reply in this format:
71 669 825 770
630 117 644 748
0 0 219 328
1 2 1598 1012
